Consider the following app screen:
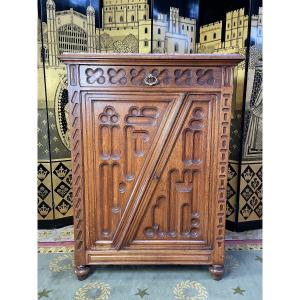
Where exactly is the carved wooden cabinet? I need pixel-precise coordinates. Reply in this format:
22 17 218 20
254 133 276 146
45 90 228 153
60 54 242 280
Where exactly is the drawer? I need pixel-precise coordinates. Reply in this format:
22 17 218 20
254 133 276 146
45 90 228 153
78 65 223 88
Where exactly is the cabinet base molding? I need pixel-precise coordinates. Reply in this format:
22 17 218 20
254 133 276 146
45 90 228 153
87 250 212 265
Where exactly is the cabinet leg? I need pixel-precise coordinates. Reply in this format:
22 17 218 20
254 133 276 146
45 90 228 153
209 265 224 280
75 265 91 281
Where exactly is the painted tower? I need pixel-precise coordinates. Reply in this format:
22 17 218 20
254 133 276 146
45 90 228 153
169 7 180 34
100 0 151 53
198 21 222 53
251 6 263 47
46 0 59 66
87 3 97 52
102 0 149 28
153 7 196 54
225 8 248 49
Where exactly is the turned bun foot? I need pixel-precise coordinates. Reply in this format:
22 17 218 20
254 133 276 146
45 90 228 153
75 265 91 280
209 265 224 280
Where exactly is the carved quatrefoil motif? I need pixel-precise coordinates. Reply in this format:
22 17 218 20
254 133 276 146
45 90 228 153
108 68 127 85
85 68 105 84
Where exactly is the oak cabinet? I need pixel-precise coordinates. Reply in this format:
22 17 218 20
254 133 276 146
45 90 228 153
59 54 243 280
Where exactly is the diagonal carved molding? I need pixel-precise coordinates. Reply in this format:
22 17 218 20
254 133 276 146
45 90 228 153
111 94 186 249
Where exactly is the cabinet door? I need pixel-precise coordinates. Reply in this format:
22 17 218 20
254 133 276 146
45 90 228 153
81 92 218 251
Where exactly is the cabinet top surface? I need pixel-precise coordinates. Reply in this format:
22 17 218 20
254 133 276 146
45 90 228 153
59 53 243 66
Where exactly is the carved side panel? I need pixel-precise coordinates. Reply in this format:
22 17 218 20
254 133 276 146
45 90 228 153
69 65 77 86
133 97 213 244
213 94 232 262
69 89 85 264
223 67 233 87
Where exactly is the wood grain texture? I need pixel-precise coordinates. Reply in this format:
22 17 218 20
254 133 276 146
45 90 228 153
60 54 243 280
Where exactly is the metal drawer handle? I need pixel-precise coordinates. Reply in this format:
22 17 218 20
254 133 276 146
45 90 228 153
144 73 158 86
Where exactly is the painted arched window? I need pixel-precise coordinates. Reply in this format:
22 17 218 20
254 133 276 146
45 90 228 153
145 27 148 34
174 43 179 52
204 35 207 41
157 40 161 47
109 16 112 22
213 33 216 39
120 16 124 22
158 28 161 34
131 15 135 22
144 40 149 47
58 24 87 54
143 15 147 20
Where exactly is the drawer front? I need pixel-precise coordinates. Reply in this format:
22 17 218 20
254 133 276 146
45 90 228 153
80 91 219 251
79 65 222 88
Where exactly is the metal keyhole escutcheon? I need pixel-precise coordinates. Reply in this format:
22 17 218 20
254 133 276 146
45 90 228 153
144 73 158 86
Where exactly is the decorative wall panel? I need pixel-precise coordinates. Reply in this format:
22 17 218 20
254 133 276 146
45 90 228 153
38 2 54 226
235 1 262 229
38 0 101 228
226 161 239 223
196 0 262 231
152 0 199 54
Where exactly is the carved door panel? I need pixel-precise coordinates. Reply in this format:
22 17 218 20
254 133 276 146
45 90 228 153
81 92 218 251
130 95 215 249
82 92 183 249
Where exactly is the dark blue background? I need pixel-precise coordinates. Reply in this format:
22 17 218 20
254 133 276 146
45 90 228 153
38 0 261 44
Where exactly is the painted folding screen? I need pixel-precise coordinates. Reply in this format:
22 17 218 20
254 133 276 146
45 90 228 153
38 0 101 228
37 0 262 231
